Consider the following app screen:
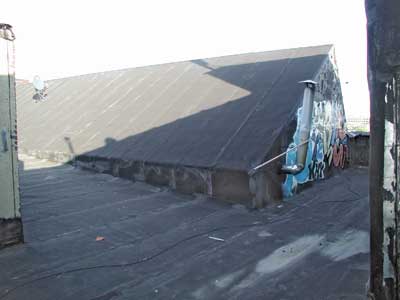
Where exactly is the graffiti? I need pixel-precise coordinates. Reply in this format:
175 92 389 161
331 128 348 168
309 161 325 180
282 100 348 197
281 51 349 198
308 130 325 180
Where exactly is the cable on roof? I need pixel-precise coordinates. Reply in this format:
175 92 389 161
0 186 366 299
0 212 298 300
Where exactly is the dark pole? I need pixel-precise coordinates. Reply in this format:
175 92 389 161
365 3 383 295
366 0 400 298
368 69 386 299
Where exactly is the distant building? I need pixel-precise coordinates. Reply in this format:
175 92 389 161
17 45 347 207
15 78 29 84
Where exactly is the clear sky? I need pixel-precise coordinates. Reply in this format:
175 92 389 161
3 0 369 118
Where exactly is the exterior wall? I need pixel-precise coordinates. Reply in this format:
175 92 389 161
22 148 271 206
72 155 255 204
282 50 347 197
250 129 287 207
0 25 23 248
212 170 252 204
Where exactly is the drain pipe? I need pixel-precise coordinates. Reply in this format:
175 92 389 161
282 80 316 175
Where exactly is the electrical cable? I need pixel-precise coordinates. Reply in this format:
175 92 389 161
0 182 365 299
0 216 294 300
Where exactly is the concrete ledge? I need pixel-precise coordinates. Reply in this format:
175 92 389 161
74 155 254 204
20 149 74 163
174 166 211 195
20 150 284 207
0 218 23 249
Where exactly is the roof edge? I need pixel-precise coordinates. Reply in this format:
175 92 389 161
35 44 335 83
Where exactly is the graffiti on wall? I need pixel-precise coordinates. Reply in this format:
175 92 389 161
282 100 347 197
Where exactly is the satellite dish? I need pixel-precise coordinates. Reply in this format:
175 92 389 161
32 75 48 103
33 75 45 91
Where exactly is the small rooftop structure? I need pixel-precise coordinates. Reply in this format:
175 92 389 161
17 44 346 206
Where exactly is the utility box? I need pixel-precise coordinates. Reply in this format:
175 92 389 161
0 24 22 248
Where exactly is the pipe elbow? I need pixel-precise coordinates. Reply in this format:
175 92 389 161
281 164 305 175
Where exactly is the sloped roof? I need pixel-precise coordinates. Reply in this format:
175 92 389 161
17 44 332 171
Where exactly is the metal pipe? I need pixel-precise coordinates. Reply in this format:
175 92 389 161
248 139 309 176
282 80 316 175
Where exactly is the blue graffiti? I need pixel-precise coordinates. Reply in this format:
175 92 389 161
282 129 325 197
282 101 346 198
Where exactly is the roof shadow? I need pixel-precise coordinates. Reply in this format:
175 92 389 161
17 47 330 171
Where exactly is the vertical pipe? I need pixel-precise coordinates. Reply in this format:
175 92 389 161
282 80 316 174
296 83 315 167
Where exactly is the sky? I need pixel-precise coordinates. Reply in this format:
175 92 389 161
3 0 369 118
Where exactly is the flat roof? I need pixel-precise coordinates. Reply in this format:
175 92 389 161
0 155 369 299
